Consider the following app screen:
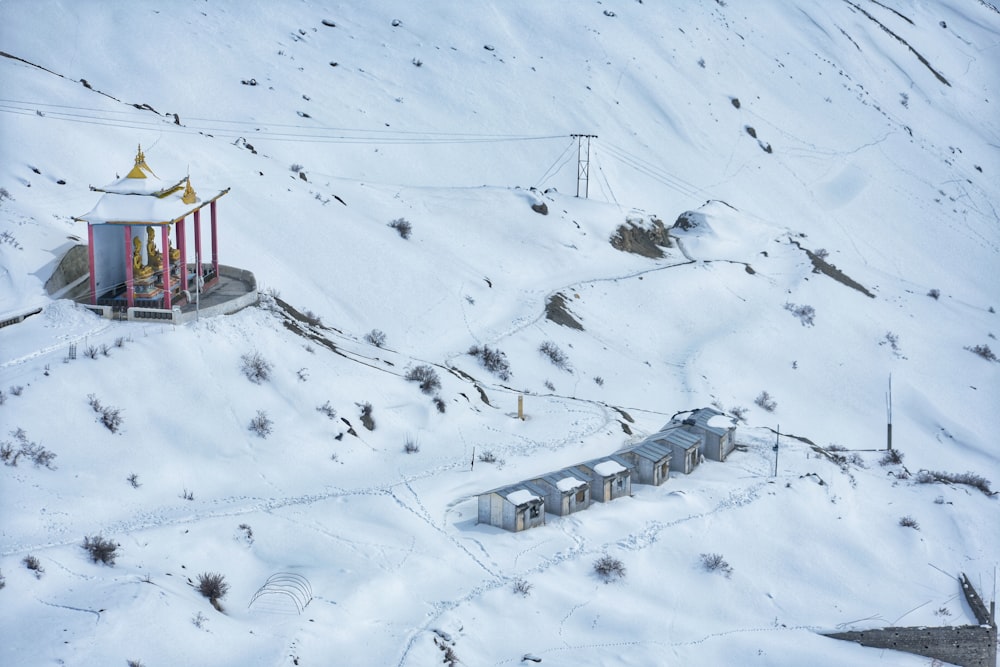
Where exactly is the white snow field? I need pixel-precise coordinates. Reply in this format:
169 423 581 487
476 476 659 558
1 1 998 665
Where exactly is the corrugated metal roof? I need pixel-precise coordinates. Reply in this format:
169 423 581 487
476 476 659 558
649 426 701 450
623 439 673 461
533 470 588 493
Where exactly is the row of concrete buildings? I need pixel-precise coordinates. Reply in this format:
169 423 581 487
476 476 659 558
477 407 737 532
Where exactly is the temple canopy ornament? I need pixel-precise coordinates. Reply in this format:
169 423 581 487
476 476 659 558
125 144 157 179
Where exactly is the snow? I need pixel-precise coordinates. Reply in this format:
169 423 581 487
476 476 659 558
707 414 736 430
593 460 627 477
0 1 998 666
505 489 540 506
556 476 587 492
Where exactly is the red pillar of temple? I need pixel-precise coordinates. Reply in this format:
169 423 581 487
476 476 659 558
177 216 188 292
193 209 202 287
161 225 172 310
88 223 97 305
125 226 134 308
210 200 219 280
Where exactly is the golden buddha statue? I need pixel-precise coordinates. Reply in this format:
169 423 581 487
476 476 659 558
168 237 180 262
132 237 153 278
145 226 162 271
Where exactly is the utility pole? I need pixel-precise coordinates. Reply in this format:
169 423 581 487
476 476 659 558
773 424 780 477
570 134 597 198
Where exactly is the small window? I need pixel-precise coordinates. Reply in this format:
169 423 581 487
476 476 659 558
616 477 625 490
529 505 540 518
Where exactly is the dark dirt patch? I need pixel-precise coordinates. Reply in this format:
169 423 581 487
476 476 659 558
790 240 874 298
545 293 584 330
475 384 491 406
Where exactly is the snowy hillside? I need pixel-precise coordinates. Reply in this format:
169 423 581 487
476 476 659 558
1 1 998 666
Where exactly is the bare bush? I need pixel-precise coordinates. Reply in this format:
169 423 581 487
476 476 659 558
358 402 375 430
181 488 195 501
883 331 900 353
9 385 23 396
593 376 604 386
22 555 43 578
468 345 511 381
927 288 940 300
301 309 322 327
512 577 533 597
965 344 997 362
2 428 57 468
539 341 571 371
700 552 732 577
365 329 387 348
729 406 748 423
197 572 230 605
0 389 6 405
754 391 777 412
388 217 412 239
0 570 4 589
594 555 626 582
433 396 446 413
316 401 337 419
784 302 815 327
82 535 119 566
478 450 497 464
240 351 273 384
290 163 303 173
916 469 992 495
404 437 420 454
127 660 145 667
192 611 208 629
898 515 920 530
405 364 441 394
127 473 141 488
99 405 123 433
84 345 99 359
879 449 904 466
249 410 273 438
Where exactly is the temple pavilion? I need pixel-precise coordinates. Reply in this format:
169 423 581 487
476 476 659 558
74 146 230 311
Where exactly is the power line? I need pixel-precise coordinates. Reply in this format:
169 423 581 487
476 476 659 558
0 99 568 146
534 138 577 189
599 140 706 200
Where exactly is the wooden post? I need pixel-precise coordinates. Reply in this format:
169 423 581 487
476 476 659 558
886 374 893 451
518 394 524 420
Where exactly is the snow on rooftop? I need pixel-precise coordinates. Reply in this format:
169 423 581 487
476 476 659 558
593 460 626 476
505 489 539 506
707 414 736 430
556 476 587 492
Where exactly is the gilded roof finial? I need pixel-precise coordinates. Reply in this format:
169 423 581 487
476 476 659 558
181 176 198 204
125 143 157 179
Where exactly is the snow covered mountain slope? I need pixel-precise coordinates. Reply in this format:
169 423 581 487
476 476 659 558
1 1 998 665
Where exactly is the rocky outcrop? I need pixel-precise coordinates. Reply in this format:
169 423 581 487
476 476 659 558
610 216 672 258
